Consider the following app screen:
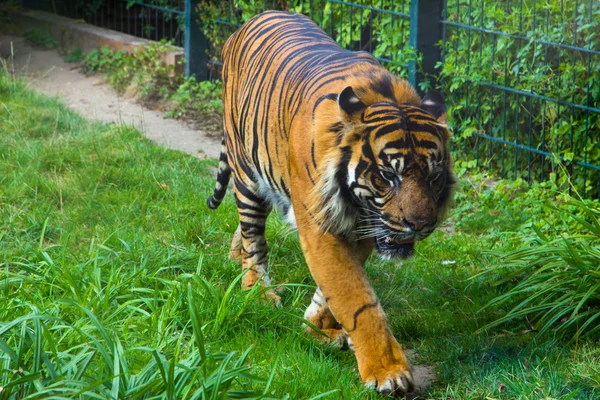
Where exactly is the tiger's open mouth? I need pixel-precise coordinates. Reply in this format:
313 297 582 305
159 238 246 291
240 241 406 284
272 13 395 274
374 236 415 259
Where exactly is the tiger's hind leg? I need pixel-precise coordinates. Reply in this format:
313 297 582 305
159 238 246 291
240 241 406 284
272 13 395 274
233 179 281 305
304 288 348 347
228 224 242 262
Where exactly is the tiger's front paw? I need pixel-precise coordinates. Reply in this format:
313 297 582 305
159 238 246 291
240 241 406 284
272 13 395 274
360 356 414 396
263 288 282 307
305 326 348 347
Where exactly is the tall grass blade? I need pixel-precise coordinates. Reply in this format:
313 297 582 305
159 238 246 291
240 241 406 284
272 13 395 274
111 344 121 400
187 282 206 363
308 389 341 399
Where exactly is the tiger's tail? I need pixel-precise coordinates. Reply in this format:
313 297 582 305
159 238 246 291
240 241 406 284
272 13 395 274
207 137 231 209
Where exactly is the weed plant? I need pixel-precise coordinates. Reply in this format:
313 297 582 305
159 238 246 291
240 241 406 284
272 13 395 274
64 46 84 63
83 42 223 133
22 29 58 49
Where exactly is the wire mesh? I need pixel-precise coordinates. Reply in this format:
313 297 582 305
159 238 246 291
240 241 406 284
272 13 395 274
24 0 185 46
440 0 600 198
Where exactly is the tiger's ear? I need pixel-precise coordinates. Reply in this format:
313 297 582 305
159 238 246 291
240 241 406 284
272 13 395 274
421 91 447 124
338 86 366 119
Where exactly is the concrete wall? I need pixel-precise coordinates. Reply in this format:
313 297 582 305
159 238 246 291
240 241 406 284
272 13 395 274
14 10 184 75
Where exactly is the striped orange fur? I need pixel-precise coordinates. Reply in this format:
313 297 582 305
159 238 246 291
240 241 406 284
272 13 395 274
207 11 455 396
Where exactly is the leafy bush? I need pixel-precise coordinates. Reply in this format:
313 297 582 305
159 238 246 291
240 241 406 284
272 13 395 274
167 77 223 118
479 194 600 340
22 29 58 49
83 46 117 72
84 41 177 92
64 46 84 62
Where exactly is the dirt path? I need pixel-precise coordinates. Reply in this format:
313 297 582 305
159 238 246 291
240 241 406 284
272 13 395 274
0 34 221 160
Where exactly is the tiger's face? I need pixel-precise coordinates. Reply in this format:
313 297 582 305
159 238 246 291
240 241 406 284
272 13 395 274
338 87 455 259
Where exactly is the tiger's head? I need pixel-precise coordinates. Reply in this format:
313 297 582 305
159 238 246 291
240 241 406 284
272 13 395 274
313 83 455 260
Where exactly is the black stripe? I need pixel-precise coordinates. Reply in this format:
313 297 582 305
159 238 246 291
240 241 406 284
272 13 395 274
239 221 266 235
372 122 407 139
305 164 316 185
369 74 396 102
413 139 439 149
349 301 379 332
312 93 338 114
234 182 264 205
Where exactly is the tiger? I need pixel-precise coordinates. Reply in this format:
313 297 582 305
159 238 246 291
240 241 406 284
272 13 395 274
207 10 455 396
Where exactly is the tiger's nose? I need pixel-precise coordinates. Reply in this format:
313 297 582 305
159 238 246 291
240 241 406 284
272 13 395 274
402 217 434 232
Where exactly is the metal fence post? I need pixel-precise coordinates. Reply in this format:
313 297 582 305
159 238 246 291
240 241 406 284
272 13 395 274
184 0 209 80
409 0 445 92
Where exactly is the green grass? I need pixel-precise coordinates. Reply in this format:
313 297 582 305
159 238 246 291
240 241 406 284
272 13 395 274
1 68 599 399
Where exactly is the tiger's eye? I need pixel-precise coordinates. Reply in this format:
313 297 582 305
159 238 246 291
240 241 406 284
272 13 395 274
430 172 446 189
380 170 396 181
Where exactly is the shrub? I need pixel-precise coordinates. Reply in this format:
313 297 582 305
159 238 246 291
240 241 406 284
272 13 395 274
167 77 223 118
64 46 84 63
83 42 177 94
22 29 58 49
84 46 130 74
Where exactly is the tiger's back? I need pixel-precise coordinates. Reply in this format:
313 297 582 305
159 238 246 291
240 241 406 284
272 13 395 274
219 11 420 217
